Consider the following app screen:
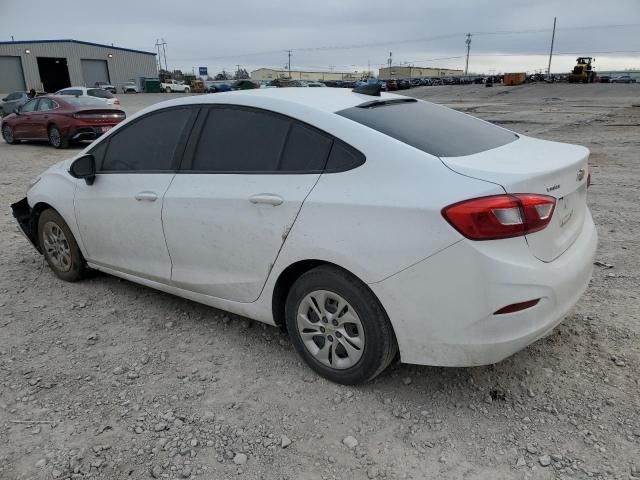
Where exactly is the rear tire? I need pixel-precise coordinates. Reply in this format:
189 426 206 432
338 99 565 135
2 124 18 144
285 265 398 385
165 87 172 93
184 88 190 93
48 125 69 149
38 209 86 282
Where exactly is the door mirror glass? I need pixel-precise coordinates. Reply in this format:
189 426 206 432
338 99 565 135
69 154 96 185
1 97 7 102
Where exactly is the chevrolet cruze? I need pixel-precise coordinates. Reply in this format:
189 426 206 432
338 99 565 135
11 87 597 384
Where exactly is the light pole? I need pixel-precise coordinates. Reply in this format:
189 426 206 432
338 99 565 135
465 33 471 75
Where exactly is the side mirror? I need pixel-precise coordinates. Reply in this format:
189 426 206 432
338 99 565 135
69 154 96 185
1 97 7 102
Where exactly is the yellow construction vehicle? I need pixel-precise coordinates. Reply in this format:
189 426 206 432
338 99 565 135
568 57 596 83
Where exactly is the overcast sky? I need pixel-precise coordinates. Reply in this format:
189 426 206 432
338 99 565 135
3 0 639 75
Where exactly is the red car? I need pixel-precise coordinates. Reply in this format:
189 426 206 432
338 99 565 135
1 95 125 148
385 79 398 91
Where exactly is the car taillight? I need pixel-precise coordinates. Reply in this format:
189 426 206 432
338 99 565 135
73 112 125 119
587 170 591 188
442 194 556 240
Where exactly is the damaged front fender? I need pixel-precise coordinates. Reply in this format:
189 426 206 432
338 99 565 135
10 197 41 253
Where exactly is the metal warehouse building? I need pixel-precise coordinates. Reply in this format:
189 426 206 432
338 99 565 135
0 39 158 94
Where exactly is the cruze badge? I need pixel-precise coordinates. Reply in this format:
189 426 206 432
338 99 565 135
576 168 586 181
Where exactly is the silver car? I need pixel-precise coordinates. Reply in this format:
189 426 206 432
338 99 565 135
0 91 28 117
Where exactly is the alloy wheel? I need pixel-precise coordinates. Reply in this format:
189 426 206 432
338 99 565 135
2 125 14 143
49 127 61 148
296 290 365 370
42 221 72 272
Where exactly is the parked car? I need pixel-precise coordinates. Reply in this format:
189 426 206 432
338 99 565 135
397 79 411 89
1 95 125 148
307 82 326 87
55 87 120 106
161 79 191 93
259 80 278 89
207 83 233 93
385 79 398 91
0 91 29 116
94 81 117 94
410 78 422 87
611 75 636 84
10 88 596 384
431 78 443 86
232 80 259 90
122 81 139 93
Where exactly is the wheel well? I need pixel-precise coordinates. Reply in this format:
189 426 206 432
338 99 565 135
271 260 379 329
272 260 325 327
30 202 55 246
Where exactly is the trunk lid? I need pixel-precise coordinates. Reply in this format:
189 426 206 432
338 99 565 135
441 135 589 262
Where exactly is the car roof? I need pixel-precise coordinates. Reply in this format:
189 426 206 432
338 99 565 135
141 88 407 115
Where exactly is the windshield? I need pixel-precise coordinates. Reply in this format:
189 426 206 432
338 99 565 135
337 99 517 157
87 88 114 99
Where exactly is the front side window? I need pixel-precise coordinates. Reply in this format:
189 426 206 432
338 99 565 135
190 107 290 172
21 99 38 112
100 108 192 172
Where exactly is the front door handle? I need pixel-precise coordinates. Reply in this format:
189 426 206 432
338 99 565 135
249 193 283 206
135 191 158 202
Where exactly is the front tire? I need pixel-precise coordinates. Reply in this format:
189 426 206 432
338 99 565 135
2 124 18 144
48 125 69 149
38 209 86 282
184 88 190 93
285 265 398 384
165 87 172 93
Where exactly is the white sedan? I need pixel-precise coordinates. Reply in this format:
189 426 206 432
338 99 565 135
55 86 121 106
11 87 597 384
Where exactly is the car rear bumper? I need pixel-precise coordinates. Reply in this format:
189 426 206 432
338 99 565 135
68 126 114 141
370 210 597 367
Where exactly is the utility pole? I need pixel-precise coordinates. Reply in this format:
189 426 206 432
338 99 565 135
388 51 392 68
155 40 162 72
547 17 557 81
465 33 471 75
160 38 168 73
287 50 292 77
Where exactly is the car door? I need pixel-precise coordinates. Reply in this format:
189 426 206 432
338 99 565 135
33 98 56 138
162 106 334 302
74 106 197 282
13 98 39 138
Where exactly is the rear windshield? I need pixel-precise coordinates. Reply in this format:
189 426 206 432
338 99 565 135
59 96 110 107
87 88 114 99
337 99 517 157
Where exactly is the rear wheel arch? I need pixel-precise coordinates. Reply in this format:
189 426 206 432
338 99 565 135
271 260 393 331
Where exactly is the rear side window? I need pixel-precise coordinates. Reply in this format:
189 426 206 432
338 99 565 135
337 100 517 157
280 123 333 172
100 108 192 172
190 108 290 172
88 88 114 99
326 141 366 172
36 98 56 111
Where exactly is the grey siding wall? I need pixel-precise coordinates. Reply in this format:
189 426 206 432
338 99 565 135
0 41 157 93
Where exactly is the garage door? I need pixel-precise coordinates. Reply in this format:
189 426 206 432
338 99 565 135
81 59 110 87
0 56 26 93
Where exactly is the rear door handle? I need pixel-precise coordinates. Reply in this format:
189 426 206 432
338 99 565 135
135 191 158 202
249 193 283 206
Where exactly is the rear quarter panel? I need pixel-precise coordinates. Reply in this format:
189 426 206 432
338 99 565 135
264 117 506 286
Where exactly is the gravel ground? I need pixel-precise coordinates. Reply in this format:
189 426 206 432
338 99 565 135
0 84 639 480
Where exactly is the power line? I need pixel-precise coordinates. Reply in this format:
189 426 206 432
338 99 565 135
179 23 640 63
